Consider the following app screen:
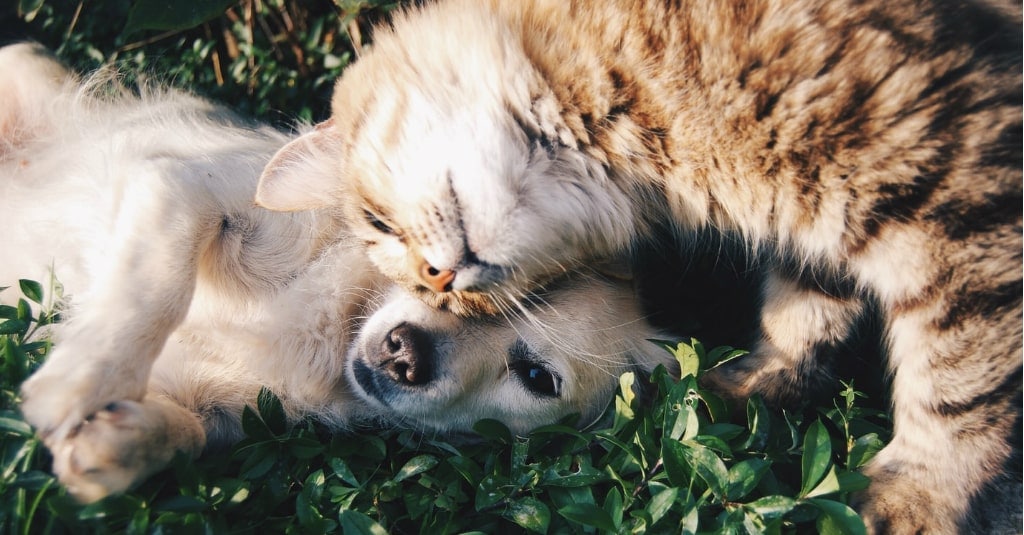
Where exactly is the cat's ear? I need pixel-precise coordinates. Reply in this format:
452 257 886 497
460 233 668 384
255 119 343 211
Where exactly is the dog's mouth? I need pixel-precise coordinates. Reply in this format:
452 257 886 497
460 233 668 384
350 358 396 408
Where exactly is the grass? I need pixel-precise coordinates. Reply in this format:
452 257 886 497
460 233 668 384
0 279 891 534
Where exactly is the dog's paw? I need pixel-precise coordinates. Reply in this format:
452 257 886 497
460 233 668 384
20 352 148 442
49 400 203 503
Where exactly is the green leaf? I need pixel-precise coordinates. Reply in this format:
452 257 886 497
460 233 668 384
17 0 45 19
473 419 512 444
706 346 749 370
662 376 695 440
725 458 770 501
338 510 388 535
804 466 841 498
240 406 271 439
16 299 31 321
647 487 679 527
800 420 833 497
0 305 19 319
297 470 336 531
393 454 438 483
0 415 33 436
542 463 608 487
848 433 885 469
558 503 618 532
744 495 797 522
836 471 871 493
505 497 551 534
153 495 207 513
18 280 43 304
447 455 482 485
474 474 507 511
699 389 731 424
684 443 729 501
256 387 286 436
237 443 276 479
288 436 326 459
1 337 29 382
613 371 637 430
123 0 239 35
329 458 359 487
808 498 867 535
669 341 702 378
661 439 692 488
603 486 624 528
0 319 28 336
742 395 771 451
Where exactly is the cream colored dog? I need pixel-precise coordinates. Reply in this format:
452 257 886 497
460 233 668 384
0 43 675 503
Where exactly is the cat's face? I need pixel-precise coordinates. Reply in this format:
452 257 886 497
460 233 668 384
345 275 673 435
256 33 638 315
346 97 646 315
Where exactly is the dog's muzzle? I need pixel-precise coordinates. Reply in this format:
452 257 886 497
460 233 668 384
351 323 436 406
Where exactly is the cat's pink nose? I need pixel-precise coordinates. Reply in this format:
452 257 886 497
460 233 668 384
420 263 456 293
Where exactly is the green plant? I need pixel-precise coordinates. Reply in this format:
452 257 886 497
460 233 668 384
1 279 891 533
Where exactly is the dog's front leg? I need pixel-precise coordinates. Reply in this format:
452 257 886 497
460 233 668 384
20 173 219 445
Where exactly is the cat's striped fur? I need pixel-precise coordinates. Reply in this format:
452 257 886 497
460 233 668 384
256 0 1022 532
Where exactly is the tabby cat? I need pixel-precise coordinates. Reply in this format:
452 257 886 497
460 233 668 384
256 0 1022 532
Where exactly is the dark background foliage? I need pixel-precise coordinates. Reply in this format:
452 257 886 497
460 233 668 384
4 0 401 125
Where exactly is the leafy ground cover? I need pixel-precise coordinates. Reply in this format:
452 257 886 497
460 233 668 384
0 279 890 533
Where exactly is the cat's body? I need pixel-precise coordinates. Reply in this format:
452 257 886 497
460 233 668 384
257 0 1023 532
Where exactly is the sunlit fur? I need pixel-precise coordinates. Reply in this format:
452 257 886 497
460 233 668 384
255 1 1022 532
1 43 676 503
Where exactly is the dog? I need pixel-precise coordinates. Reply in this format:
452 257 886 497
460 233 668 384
0 43 677 503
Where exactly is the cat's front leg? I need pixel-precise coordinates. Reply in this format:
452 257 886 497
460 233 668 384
853 300 1021 534
49 396 205 503
702 268 863 407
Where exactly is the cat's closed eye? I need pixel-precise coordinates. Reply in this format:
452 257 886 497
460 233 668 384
363 209 397 236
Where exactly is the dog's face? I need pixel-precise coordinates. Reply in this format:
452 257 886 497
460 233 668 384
346 275 675 435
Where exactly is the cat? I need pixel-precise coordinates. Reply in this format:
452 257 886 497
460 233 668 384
2 42 676 502
254 0 1023 532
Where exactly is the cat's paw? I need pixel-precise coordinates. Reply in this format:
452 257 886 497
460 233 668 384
853 467 960 535
49 400 202 503
700 352 806 409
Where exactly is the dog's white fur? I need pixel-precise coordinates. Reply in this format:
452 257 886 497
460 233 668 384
0 43 676 503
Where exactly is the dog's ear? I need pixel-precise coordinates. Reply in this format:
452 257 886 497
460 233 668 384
0 43 73 156
255 119 343 211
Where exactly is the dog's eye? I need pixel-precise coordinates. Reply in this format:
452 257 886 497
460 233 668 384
509 339 561 398
364 209 396 235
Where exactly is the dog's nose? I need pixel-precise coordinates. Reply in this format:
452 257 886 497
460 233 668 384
379 323 433 385
419 262 456 293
